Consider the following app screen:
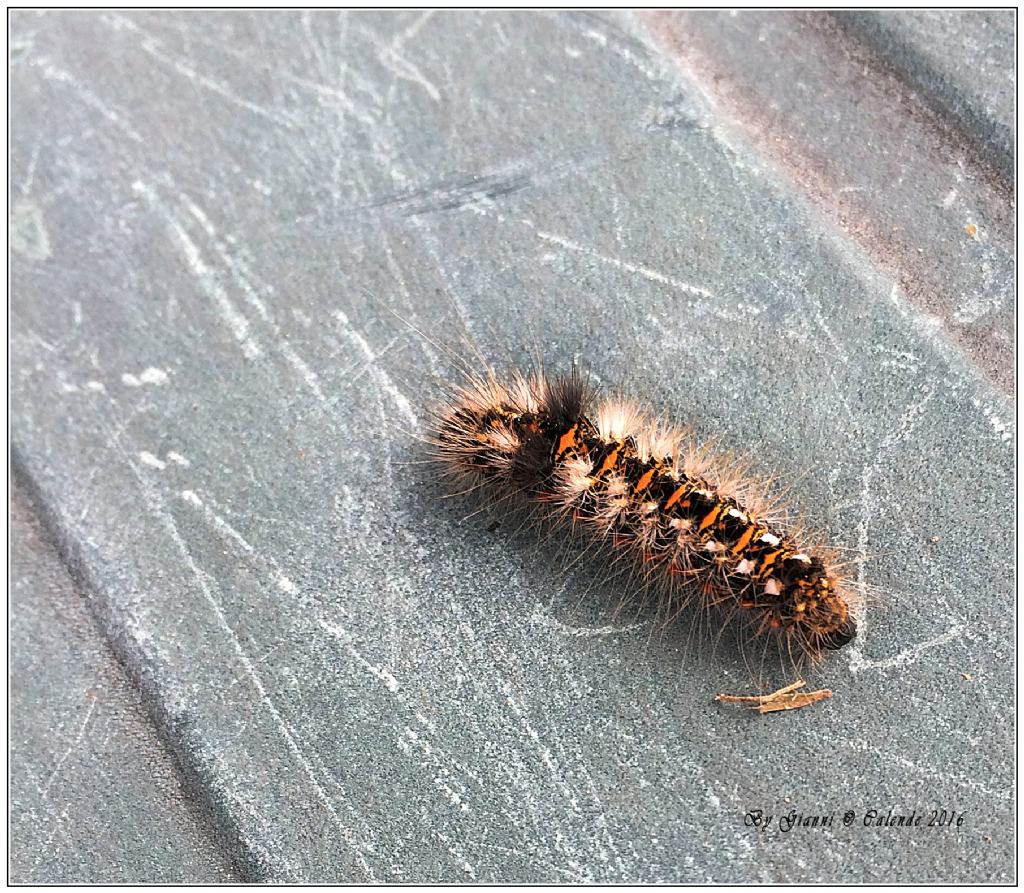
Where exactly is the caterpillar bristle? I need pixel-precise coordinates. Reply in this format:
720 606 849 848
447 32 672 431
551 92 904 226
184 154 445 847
427 363 861 666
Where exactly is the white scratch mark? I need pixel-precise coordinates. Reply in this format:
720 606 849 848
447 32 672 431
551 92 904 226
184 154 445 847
398 728 471 813
122 366 170 387
85 381 106 392
887 282 1007 391
972 399 1012 443
21 140 41 196
334 309 418 427
503 685 577 799
179 489 299 596
531 602 647 638
582 26 662 81
180 193 327 403
42 699 97 798
808 298 851 368
10 200 51 261
854 464 872 595
849 624 965 673
874 346 922 374
318 618 401 693
533 228 713 298
379 11 441 102
887 748 1010 802
158 13 381 128
847 734 1011 802
167 451 190 467
955 288 1004 324
105 14 297 129
139 451 167 470
31 56 144 143
29 332 56 352
273 572 299 596
139 367 170 385
849 388 938 672
443 841 476 878
133 181 261 360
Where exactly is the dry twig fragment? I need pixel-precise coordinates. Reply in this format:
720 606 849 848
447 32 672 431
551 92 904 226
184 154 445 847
715 680 833 714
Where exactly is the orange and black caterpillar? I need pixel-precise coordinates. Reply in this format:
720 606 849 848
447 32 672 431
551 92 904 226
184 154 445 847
429 366 858 663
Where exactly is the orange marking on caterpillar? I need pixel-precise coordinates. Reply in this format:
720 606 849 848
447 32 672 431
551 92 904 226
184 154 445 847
555 424 579 458
665 485 687 509
634 468 656 493
698 504 723 532
595 447 620 477
731 524 758 555
756 548 785 577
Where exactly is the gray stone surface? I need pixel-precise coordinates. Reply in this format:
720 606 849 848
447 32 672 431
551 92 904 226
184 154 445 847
834 10 1016 179
9 9 1015 883
9 485 240 883
637 9 1015 396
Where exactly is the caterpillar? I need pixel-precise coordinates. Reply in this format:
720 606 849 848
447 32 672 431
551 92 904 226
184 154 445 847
427 364 859 667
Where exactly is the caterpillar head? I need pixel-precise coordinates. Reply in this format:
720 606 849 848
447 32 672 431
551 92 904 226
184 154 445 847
771 555 858 658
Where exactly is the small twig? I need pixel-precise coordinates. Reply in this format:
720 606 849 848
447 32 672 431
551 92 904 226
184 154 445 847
715 680 833 714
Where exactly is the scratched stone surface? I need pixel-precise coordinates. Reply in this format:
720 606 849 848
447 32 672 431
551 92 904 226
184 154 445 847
639 8 1016 396
834 9 1016 179
9 9 1015 883
9 485 240 882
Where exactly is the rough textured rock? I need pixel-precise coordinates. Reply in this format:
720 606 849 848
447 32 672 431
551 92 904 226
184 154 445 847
9 9 1015 882
834 10 1015 178
9 485 240 883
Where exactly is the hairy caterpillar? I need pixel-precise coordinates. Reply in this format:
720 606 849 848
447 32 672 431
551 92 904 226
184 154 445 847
427 365 859 666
